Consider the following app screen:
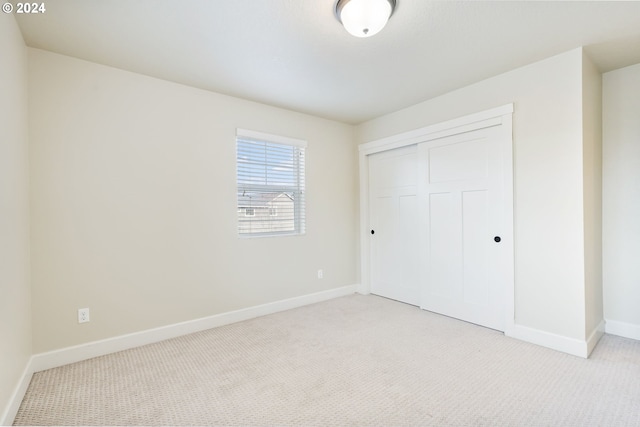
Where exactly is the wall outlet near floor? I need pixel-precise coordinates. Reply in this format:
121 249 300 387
78 308 90 323
317 269 324 279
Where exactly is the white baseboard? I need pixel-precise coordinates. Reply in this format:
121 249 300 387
586 320 606 357
31 284 358 372
1 361 33 427
356 283 370 295
2 285 357 426
605 319 640 341
506 324 591 358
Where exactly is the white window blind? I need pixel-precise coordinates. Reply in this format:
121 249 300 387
236 129 306 237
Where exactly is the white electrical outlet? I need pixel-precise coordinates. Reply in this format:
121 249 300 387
78 308 90 324
317 269 324 279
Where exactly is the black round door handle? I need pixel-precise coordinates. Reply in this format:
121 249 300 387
494 236 501 243
371 230 375 235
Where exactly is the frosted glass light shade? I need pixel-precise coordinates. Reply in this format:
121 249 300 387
336 0 395 38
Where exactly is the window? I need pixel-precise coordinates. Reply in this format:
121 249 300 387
236 129 306 237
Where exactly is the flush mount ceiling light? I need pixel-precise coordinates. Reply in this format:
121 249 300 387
335 0 396 38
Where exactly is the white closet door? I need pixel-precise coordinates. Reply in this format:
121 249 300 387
369 145 420 306
419 125 507 331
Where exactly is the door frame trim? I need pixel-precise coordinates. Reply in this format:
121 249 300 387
358 104 514 334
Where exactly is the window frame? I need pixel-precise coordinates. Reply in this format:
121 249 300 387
236 128 307 238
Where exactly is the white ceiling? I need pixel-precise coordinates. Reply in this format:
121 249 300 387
15 0 640 124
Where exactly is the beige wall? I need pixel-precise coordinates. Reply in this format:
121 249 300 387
603 62 640 335
0 14 31 423
357 48 592 341
582 52 603 338
28 49 358 353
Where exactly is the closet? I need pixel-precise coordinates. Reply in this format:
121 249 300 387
360 105 514 331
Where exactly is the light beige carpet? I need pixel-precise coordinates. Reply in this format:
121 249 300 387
14 294 640 426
